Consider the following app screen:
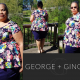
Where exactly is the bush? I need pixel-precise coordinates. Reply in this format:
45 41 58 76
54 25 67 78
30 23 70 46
48 8 58 23
58 23 66 35
23 10 31 17
58 7 72 35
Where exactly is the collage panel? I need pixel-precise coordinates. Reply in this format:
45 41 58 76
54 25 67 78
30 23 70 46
0 0 80 80
58 0 80 53
0 0 23 80
23 0 58 53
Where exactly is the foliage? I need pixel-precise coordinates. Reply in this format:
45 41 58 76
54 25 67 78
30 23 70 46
48 10 58 23
0 0 23 33
0 1 23 79
42 0 57 8
23 10 31 24
10 14 23 32
58 23 66 35
58 0 68 6
0 0 22 14
58 7 72 24
20 72 23 80
58 7 72 35
48 8 58 23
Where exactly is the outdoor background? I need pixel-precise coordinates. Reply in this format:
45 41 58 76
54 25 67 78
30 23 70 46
23 0 80 35
58 0 80 35
0 0 23 31
23 0 80 52
0 0 23 80
23 0 58 24
58 0 80 52
23 0 59 50
0 0 80 79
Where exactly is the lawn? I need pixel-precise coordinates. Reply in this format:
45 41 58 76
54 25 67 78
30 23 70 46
23 10 31 24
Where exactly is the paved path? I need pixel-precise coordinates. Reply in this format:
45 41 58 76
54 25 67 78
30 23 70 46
23 46 58 53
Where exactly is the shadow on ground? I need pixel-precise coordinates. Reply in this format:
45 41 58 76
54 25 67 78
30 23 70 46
42 46 58 53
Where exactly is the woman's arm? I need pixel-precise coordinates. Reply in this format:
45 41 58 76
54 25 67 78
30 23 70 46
63 18 70 43
13 31 23 72
30 15 34 22
45 15 48 21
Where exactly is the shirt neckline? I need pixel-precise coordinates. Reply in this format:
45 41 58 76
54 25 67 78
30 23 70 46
0 20 11 29
73 12 79 17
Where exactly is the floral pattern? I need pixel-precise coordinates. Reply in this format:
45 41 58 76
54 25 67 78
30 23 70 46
31 9 49 31
64 12 80 47
0 20 21 69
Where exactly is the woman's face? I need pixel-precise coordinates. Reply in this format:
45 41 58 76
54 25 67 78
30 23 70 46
0 4 7 21
71 2 78 15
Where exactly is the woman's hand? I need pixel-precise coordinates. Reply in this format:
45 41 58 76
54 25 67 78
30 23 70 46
19 62 23 72
30 15 34 22
76 32 80 38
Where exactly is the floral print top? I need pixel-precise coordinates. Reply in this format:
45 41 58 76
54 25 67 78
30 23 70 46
64 12 80 47
31 9 49 31
0 20 21 69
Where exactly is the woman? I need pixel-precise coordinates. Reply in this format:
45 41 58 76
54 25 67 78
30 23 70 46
64 1 80 53
30 1 48 53
0 3 23 80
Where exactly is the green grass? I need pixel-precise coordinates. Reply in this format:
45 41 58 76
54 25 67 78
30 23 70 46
20 72 23 80
23 10 31 24
23 10 31 17
59 47 65 53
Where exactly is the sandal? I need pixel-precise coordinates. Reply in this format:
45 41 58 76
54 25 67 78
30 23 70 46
41 49 45 53
38 50 41 53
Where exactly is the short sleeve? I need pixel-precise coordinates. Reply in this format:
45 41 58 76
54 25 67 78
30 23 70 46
65 18 70 27
11 24 21 34
79 13 80 20
31 10 35 16
63 18 70 41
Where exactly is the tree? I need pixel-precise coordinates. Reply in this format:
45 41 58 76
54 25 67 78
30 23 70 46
0 0 22 14
0 0 23 31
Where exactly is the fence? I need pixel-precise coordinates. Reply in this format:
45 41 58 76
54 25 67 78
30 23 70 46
23 23 58 50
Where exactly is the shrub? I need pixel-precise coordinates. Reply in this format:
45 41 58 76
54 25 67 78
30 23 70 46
58 7 72 35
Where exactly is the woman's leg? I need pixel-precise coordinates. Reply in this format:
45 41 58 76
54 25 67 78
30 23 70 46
41 38 45 53
36 39 41 53
40 31 47 53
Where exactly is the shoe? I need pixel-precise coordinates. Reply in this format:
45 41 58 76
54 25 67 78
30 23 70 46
41 49 45 53
38 50 41 53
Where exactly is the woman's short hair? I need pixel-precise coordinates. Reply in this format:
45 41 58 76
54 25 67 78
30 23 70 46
71 1 79 12
0 3 8 15
37 1 43 9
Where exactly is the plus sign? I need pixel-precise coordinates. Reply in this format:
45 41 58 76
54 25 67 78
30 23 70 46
58 65 61 69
